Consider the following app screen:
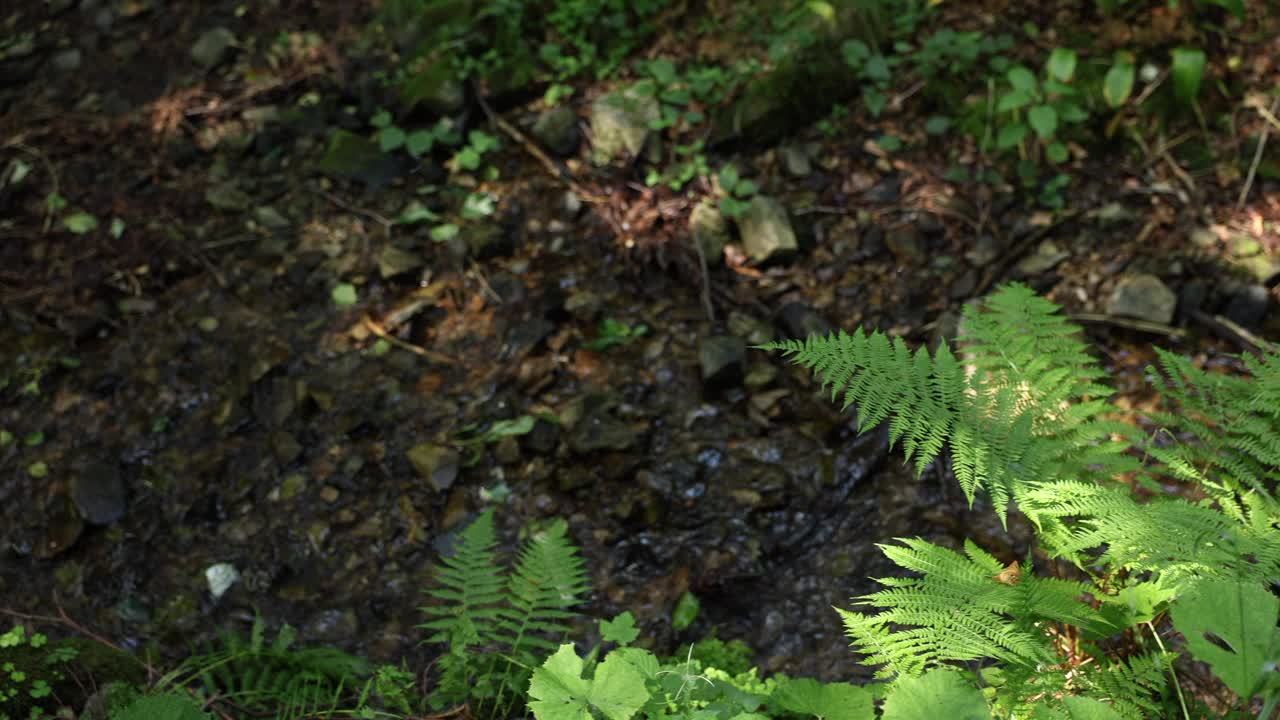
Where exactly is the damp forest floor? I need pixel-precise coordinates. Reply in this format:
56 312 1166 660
1 0 1279 693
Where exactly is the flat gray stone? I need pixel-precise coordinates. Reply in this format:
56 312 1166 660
690 199 728 264
1107 273 1176 324
589 85 659 165
407 443 460 492
70 460 126 525
699 335 747 388
738 196 797 264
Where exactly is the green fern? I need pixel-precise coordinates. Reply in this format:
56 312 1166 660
761 283 1137 524
838 538 1114 679
176 616 368 720
419 511 589 717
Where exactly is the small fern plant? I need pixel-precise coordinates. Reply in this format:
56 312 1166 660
761 283 1280 718
419 509 589 718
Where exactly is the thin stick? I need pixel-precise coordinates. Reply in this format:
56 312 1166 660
362 316 459 365
1069 313 1188 339
1237 95 1280 212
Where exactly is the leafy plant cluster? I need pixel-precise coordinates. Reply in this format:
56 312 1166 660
758 283 1279 718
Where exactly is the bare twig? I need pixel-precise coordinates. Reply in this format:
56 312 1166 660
1237 94 1280 212
1068 312 1188 339
362 316 459 365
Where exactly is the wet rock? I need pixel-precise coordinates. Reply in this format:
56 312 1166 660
738 196 797 264
317 130 400 188
399 58 464 114
36 495 84 559
858 225 886 260
1177 280 1207 321
70 460 126 525
191 27 235 69
272 431 302 465
1224 284 1270 329
494 436 521 465
407 443 460 492
699 335 747 389
520 418 560 455
780 144 811 177
1107 273 1176 324
965 234 1000 267
506 316 556 354
885 224 924 263
378 245 424 279
950 268 978 299
727 311 774 346
569 406 639 454
52 48 82 72
776 303 833 340
303 609 359 645
690 199 729 264
1015 240 1069 275
205 180 251 212
564 290 603 321
865 176 901 203
590 85 660 165
532 105 580 157
463 220 512 259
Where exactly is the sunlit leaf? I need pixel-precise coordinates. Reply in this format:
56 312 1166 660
63 212 98 234
331 283 357 306
1028 104 1058 139
1046 48 1077 82
1103 59 1135 108
1170 47 1206 106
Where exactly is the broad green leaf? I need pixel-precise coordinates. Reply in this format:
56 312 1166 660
648 57 677 85
924 116 951 135
863 55 891 83
63 212 98 234
529 645 649 720
600 612 639 646
1046 48 1077 82
331 283 357 306
27 461 48 478
378 126 406 152
1170 47 1206 105
484 415 535 440
735 180 758 197
468 130 499 153
406 130 435 157
109 218 126 239
454 147 481 170
370 110 393 129
46 193 68 213
881 670 988 720
718 164 740 192
1045 141 1069 164
396 201 438 225
1006 66 1038 95
1103 60 1135 108
430 224 459 242
1028 105 1058 139
461 192 496 219
773 678 874 720
863 87 887 118
997 123 1028 150
672 591 700 630
1171 579 1280 700
997 90 1031 113
841 39 870 66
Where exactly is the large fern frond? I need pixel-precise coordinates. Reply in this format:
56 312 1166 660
762 283 1136 524
838 538 1113 679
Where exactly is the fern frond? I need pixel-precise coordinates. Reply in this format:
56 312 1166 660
1022 481 1280 587
496 519 590 659
418 509 507 652
762 284 1130 525
838 538 1110 679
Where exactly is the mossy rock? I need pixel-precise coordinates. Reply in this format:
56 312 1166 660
710 1 888 145
0 634 146 719
317 130 402 188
